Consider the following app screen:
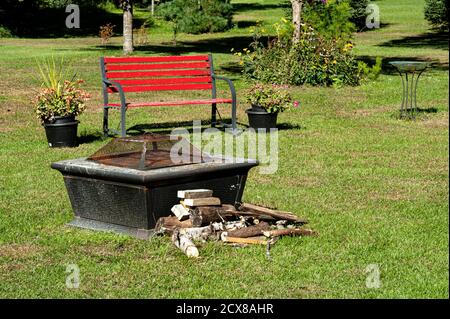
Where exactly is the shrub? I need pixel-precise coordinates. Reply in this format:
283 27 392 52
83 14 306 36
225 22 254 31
158 0 233 36
134 23 150 46
0 25 13 38
99 23 115 45
302 0 355 40
424 0 449 30
237 21 363 86
348 0 370 30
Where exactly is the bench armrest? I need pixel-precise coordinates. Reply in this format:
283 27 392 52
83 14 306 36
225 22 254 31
103 79 127 109
212 75 237 131
212 75 236 103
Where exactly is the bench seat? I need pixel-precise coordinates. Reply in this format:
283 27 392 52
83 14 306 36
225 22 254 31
106 98 233 108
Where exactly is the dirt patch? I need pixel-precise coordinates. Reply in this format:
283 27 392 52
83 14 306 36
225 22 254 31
0 243 42 259
419 115 449 129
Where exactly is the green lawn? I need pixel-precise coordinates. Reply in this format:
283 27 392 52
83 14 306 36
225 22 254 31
0 0 448 298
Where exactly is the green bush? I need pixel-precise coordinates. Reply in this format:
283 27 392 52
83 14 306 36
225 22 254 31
237 22 363 86
158 0 233 36
348 0 370 30
302 0 355 40
0 25 13 38
424 0 449 30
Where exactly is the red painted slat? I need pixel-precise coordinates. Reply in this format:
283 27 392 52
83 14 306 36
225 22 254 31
106 69 211 79
108 83 213 93
106 62 210 71
104 55 209 63
106 98 233 108
114 77 212 86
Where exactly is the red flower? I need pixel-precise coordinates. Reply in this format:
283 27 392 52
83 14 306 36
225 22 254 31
293 100 299 108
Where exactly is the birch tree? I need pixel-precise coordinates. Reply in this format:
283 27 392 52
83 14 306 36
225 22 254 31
290 0 304 43
122 0 133 55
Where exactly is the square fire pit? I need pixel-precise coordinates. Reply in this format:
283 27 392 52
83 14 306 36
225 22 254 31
51 134 258 239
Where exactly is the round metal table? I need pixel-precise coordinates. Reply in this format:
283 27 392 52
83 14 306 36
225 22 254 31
389 61 429 119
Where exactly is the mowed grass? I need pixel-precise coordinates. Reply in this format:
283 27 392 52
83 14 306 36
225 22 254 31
0 0 448 298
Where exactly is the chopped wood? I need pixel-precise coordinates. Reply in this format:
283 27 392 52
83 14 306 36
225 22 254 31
226 221 270 238
190 206 235 227
179 225 215 241
172 229 199 258
223 219 247 231
182 197 221 207
238 203 308 224
177 189 213 199
221 235 268 245
263 228 318 238
154 216 192 235
171 204 191 221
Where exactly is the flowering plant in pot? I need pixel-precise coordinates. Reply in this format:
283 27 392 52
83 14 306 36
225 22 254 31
245 83 298 129
34 58 90 147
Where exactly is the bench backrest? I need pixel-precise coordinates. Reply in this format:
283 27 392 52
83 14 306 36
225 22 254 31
100 55 216 94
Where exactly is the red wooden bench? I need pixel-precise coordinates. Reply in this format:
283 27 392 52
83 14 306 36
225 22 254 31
100 54 237 137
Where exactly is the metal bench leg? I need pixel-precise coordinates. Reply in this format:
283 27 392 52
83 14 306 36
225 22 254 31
103 106 109 137
211 103 217 127
231 99 237 132
120 105 127 137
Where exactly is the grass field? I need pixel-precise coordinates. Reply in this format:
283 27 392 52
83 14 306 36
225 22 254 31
0 0 448 298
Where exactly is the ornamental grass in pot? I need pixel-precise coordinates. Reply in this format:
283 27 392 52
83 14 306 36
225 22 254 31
245 83 298 130
34 57 90 148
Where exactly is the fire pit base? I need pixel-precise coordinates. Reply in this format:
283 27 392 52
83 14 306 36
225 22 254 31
68 217 155 240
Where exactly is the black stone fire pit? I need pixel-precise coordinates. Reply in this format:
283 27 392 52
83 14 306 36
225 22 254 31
51 134 258 239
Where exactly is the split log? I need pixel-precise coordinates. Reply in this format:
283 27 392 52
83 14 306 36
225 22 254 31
154 216 192 235
190 206 236 227
171 204 191 221
179 225 215 241
226 221 270 238
263 228 318 238
172 229 199 258
177 189 213 199
221 235 268 245
238 203 308 224
223 219 247 231
182 197 221 207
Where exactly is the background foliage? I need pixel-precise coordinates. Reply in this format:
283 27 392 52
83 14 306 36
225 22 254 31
424 0 449 30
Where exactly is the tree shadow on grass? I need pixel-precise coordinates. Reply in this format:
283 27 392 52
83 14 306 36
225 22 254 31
378 31 449 51
75 35 259 56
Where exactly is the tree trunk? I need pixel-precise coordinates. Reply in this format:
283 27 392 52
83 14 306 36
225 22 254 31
122 0 134 55
291 0 304 43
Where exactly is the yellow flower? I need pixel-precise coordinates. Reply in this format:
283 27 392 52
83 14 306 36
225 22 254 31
239 60 244 66
332 60 337 64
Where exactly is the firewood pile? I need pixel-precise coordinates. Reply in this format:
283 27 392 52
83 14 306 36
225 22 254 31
154 189 317 258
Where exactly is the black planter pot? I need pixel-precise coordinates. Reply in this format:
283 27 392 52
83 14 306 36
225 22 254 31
245 106 278 130
43 116 79 148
